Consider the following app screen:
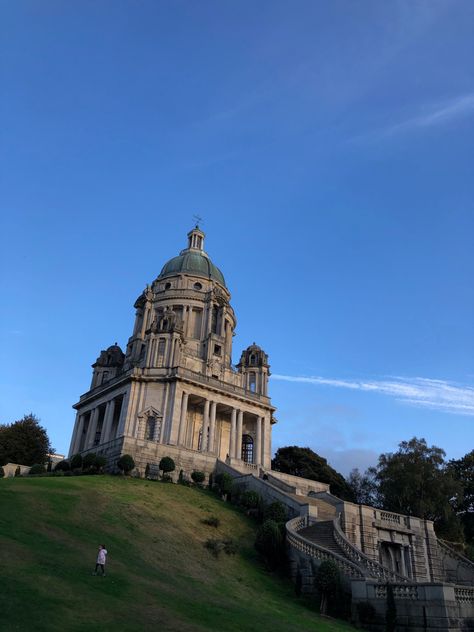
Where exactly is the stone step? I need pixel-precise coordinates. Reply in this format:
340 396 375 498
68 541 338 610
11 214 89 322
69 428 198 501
298 521 348 558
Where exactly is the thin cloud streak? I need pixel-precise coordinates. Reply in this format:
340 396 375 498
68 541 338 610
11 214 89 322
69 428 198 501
271 374 474 416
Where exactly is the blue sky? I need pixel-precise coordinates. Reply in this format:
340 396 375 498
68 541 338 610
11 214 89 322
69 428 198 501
1 1 473 473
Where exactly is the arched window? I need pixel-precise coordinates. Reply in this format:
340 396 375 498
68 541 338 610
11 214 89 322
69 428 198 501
241 434 254 463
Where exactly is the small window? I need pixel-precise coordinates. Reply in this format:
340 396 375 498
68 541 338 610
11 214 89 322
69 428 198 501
165 282 171 290
193 282 202 290
214 344 221 356
249 372 256 392
250 354 256 365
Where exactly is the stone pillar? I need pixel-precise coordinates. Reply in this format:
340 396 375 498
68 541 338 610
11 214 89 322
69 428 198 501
201 399 210 451
85 408 99 449
70 413 83 456
208 401 217 453
260 415 265 466
255 416 262 465
236 410 243 460
101 399 115 444
229 408 237 459
177 391 189 446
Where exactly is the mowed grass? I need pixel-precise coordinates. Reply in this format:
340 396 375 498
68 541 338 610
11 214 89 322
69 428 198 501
0 476 354 632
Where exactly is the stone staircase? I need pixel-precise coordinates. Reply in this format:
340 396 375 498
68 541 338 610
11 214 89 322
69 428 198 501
299 520 347 558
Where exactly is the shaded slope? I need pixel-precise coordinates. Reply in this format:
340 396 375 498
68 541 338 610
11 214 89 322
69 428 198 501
0 476 354 632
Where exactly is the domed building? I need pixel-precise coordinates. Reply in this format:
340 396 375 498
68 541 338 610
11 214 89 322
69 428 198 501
69 226 275 475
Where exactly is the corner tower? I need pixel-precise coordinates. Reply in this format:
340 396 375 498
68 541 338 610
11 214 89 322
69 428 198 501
69 227 276 476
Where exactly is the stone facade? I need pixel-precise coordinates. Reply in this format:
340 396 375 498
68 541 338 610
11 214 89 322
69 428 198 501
69 227 275 475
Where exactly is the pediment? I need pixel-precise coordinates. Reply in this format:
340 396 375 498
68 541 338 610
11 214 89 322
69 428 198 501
137 406 163 419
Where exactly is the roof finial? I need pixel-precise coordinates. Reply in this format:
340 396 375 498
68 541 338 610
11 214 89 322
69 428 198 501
193 213 203 229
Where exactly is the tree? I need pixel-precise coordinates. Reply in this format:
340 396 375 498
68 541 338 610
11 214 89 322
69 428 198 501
372 437 462 536
447 450 474 543
347 468 378 506
272 446 355 501
315 560 341 615
159 456 175 478
0 414 52 467
117 454 135 475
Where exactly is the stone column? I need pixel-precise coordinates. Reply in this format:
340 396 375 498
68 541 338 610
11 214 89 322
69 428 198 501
236 410 243 460
255 416 262 465
208 401 217 453
260 415 265 466
101 399 116 445
70 414 83 456
85 408 99 449
229 408 237 459
201 399 210 451
177 391 189 446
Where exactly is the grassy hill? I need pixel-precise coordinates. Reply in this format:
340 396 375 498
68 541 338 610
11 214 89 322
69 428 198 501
0 475 355 632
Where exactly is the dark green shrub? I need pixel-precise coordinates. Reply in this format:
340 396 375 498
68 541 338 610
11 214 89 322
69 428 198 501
263 501 287 524
29 464 45 475
315 560 341 615
255 519 285 569
191 470 205 484
357 601 376 624
94 455 107 471
204 538 237 558
70 454 83 470
386 584 397 632
54 460 70 472
201 516 220 528
15 466 21 477
240 490 261 510
0 466 4 478
214 472 233 497
159 456 175 477
117 454 135 475
83 452 97 470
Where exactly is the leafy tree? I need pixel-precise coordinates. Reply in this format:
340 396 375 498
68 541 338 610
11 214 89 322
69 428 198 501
29 464 45 475
214 472 233 497
94 455 107 472
272 446 355 501
54 460 70 472
0 414 52 467
263 501 287 524
191 470 205 485
447 450 474 544
83 453 97 470
255 519 285 569
117 454 135 475
315 560 341 615
372 437 462 536
347 468 378 506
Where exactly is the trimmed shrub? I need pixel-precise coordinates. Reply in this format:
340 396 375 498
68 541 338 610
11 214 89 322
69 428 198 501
201 516 220 528
204 538 237 558
255 519 285 569
191 470 205 485
214 472 233 497
83 453 97 470
240 490 261 510
94 455 107 472
54 460 71 472
263 501 287 524
159 457 175 477
29 464 45 475
70 454 83 470
117 454 135 475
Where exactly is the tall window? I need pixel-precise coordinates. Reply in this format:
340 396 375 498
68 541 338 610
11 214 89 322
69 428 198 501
248 372 256 392
146 416 156 441
241 434 254 463
157 339 166 366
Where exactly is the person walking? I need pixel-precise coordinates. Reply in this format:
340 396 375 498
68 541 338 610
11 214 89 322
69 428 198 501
92 544 108 576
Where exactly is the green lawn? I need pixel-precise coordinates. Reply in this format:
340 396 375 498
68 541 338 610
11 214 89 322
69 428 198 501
0 476 355 632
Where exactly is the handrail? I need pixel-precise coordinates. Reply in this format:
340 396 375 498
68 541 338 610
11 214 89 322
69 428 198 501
286 516 366 580
333 515 408 583
438 539 474 571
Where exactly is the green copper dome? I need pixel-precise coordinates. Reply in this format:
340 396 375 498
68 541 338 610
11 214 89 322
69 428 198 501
159 251 226 287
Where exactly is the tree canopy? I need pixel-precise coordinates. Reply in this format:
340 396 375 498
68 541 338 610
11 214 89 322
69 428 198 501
0 414 52 466
271 446 354 501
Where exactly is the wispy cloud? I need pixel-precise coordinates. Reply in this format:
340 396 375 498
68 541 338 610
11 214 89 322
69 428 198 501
271 374 474 416
352 93 474 143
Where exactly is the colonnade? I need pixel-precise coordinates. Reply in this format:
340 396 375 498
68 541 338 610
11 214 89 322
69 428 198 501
177 390 268 466
70 396 123 455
